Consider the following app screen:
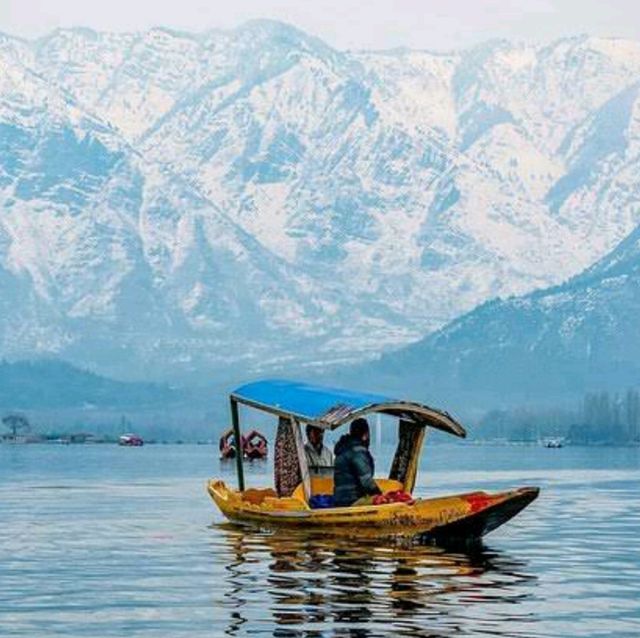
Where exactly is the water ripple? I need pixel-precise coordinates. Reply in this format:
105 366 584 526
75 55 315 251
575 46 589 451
1 444 638 637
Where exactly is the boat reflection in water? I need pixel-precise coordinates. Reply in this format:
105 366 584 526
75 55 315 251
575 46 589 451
213 524 537 637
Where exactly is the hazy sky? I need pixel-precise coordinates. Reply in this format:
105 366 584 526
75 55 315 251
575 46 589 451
1 0 638 50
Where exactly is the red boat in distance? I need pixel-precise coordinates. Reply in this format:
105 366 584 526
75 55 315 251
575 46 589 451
219 428 268 460
219 428 240 459
243 430 268 460
119 433 144 446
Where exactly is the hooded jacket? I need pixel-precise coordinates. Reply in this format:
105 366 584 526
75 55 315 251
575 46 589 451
332 433 381 506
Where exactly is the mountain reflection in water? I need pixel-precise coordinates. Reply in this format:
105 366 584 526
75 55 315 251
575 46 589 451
216 525 536 637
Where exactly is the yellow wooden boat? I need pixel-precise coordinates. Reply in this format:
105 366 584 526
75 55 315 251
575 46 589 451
208 380 539 541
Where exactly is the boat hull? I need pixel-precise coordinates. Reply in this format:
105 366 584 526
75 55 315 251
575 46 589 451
207 479 539 540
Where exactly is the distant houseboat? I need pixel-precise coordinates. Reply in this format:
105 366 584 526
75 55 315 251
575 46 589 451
119 433 144 446
543 438 563 448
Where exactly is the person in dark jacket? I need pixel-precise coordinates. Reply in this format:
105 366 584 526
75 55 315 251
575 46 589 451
333 418 382 507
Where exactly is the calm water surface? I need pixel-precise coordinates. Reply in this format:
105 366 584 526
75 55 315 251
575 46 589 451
1 443 639 637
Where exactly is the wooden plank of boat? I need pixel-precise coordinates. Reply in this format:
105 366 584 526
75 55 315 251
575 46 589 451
207 480 539 539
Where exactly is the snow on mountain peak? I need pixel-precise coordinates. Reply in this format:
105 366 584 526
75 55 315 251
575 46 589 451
2 21 640 380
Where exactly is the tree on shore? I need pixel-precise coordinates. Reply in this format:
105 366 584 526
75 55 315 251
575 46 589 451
625 389 640 442
478 388 640 444
2 414 31 439
582 389 639 443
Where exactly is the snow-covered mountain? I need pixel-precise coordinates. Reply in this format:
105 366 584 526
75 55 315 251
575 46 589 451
2 21 640 380
369 222 640 404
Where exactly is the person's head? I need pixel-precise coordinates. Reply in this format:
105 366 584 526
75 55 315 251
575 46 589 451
350 418 370 444
306 424 324 449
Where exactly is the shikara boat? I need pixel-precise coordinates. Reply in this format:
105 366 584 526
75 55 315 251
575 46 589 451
219 428 268 460
208 380 539 541
219 428 240 459
242 430 268 460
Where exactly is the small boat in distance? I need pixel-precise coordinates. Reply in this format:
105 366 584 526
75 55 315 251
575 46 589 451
219 428 268 460
208 380 539 541
243 430 268 460
219 428 240 459
118 433 144 447
543 438 564 448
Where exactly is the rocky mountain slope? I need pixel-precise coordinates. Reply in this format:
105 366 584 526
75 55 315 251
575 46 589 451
1 22 640 380
369 223 640 404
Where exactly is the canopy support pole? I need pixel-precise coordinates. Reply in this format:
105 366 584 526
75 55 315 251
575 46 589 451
230 397 245 491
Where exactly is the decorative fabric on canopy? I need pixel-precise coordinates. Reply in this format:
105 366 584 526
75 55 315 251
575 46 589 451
231 379 466 437
274 417 303 497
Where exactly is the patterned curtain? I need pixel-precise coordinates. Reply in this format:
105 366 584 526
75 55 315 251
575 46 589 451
274 416 303 497
389 419 426 493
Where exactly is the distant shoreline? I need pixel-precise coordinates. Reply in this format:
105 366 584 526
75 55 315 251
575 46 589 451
2 438 638 448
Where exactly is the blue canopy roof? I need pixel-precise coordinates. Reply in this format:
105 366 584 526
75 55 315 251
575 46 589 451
230 379 466 437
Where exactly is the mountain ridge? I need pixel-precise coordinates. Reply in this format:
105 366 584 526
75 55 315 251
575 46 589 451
365 221 640 405
0 358 175 409
2 22 640 380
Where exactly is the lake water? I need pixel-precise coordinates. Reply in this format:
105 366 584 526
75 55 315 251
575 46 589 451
1 443 639 637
